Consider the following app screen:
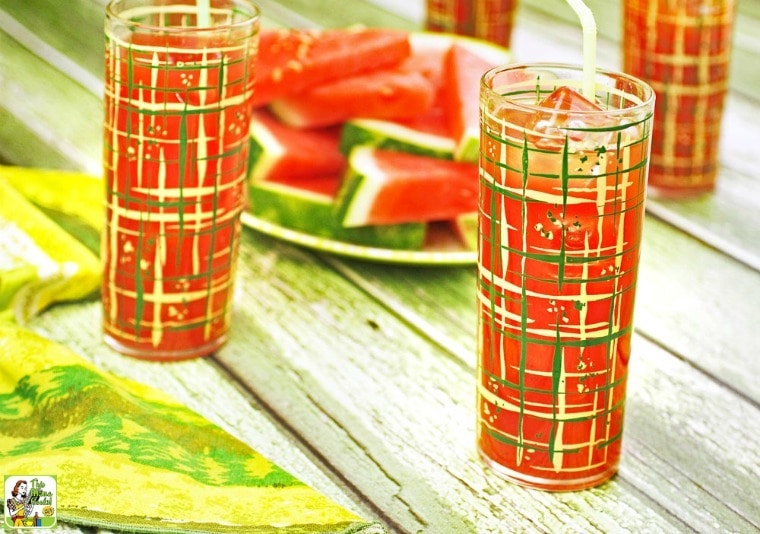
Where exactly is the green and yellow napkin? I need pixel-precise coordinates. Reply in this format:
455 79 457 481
0 325 383 533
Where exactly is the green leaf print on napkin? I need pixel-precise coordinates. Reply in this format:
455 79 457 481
0 325 385 534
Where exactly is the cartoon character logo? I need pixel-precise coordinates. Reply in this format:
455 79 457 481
6 479 34 527
4 476 56 529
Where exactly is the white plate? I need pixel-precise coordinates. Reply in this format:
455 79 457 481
241 213 477 265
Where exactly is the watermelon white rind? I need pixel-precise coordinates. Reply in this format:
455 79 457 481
407 31 511 82
248 120 284 183
335 146 479 228
249 181 426 250
451 211 478 251
337 32 510 163
340 119 455 160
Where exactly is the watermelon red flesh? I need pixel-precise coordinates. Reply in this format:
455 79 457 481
249 110 345 182
337 147 479 227
393 34 454 137
394 82 450 137
269 68 436 128
443 43 501 161
253 27 411 107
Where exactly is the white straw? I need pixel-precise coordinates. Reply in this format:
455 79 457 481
565 0 597 100
197 0 211 26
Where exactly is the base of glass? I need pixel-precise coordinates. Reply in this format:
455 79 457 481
478 447 618 492
103 333 226 361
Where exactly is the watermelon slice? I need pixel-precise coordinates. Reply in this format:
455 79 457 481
394 32 464 138
335 146 479 227
253 27 411 107
338 33 510 161
443 43 502 163
269 68 435 128
248 110 345 182
268 32 456 130
248 177 426 250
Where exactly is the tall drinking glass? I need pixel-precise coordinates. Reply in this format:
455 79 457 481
623 0 736 195
426 0 520 48
102 0 260 360
477 64 654 490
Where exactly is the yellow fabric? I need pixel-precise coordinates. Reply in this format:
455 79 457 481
0 177 100 323
0 325 384 533
0 165 103 234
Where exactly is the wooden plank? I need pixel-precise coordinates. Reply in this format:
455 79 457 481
647 90 760 272
323 216 760 404
214 235 674 533
210 230 757 532
6 0 757 277
0 27 101 171
0 0 104 79
21 204 760 534
372 0 760 99
635 218 760 404
491 5 760 270
624 336 760 531
512 2 760 270
2 2 757 532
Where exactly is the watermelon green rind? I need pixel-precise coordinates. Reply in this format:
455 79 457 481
249 181 425 250
340 119 455 160
455 131 481 163
245 31 511 253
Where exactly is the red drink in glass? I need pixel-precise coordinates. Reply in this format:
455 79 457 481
623 0 736 195
477 64 654 490
426 0 519 48
102 0 259 360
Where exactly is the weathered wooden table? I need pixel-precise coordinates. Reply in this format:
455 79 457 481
1 0 758 532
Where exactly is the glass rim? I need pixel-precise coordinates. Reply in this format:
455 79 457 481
106 0 260 33
481 62 655 116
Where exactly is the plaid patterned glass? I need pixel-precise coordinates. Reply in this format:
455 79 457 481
426 0 519 48
477 64 655 490
623 0 736 195
102 0 259 360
